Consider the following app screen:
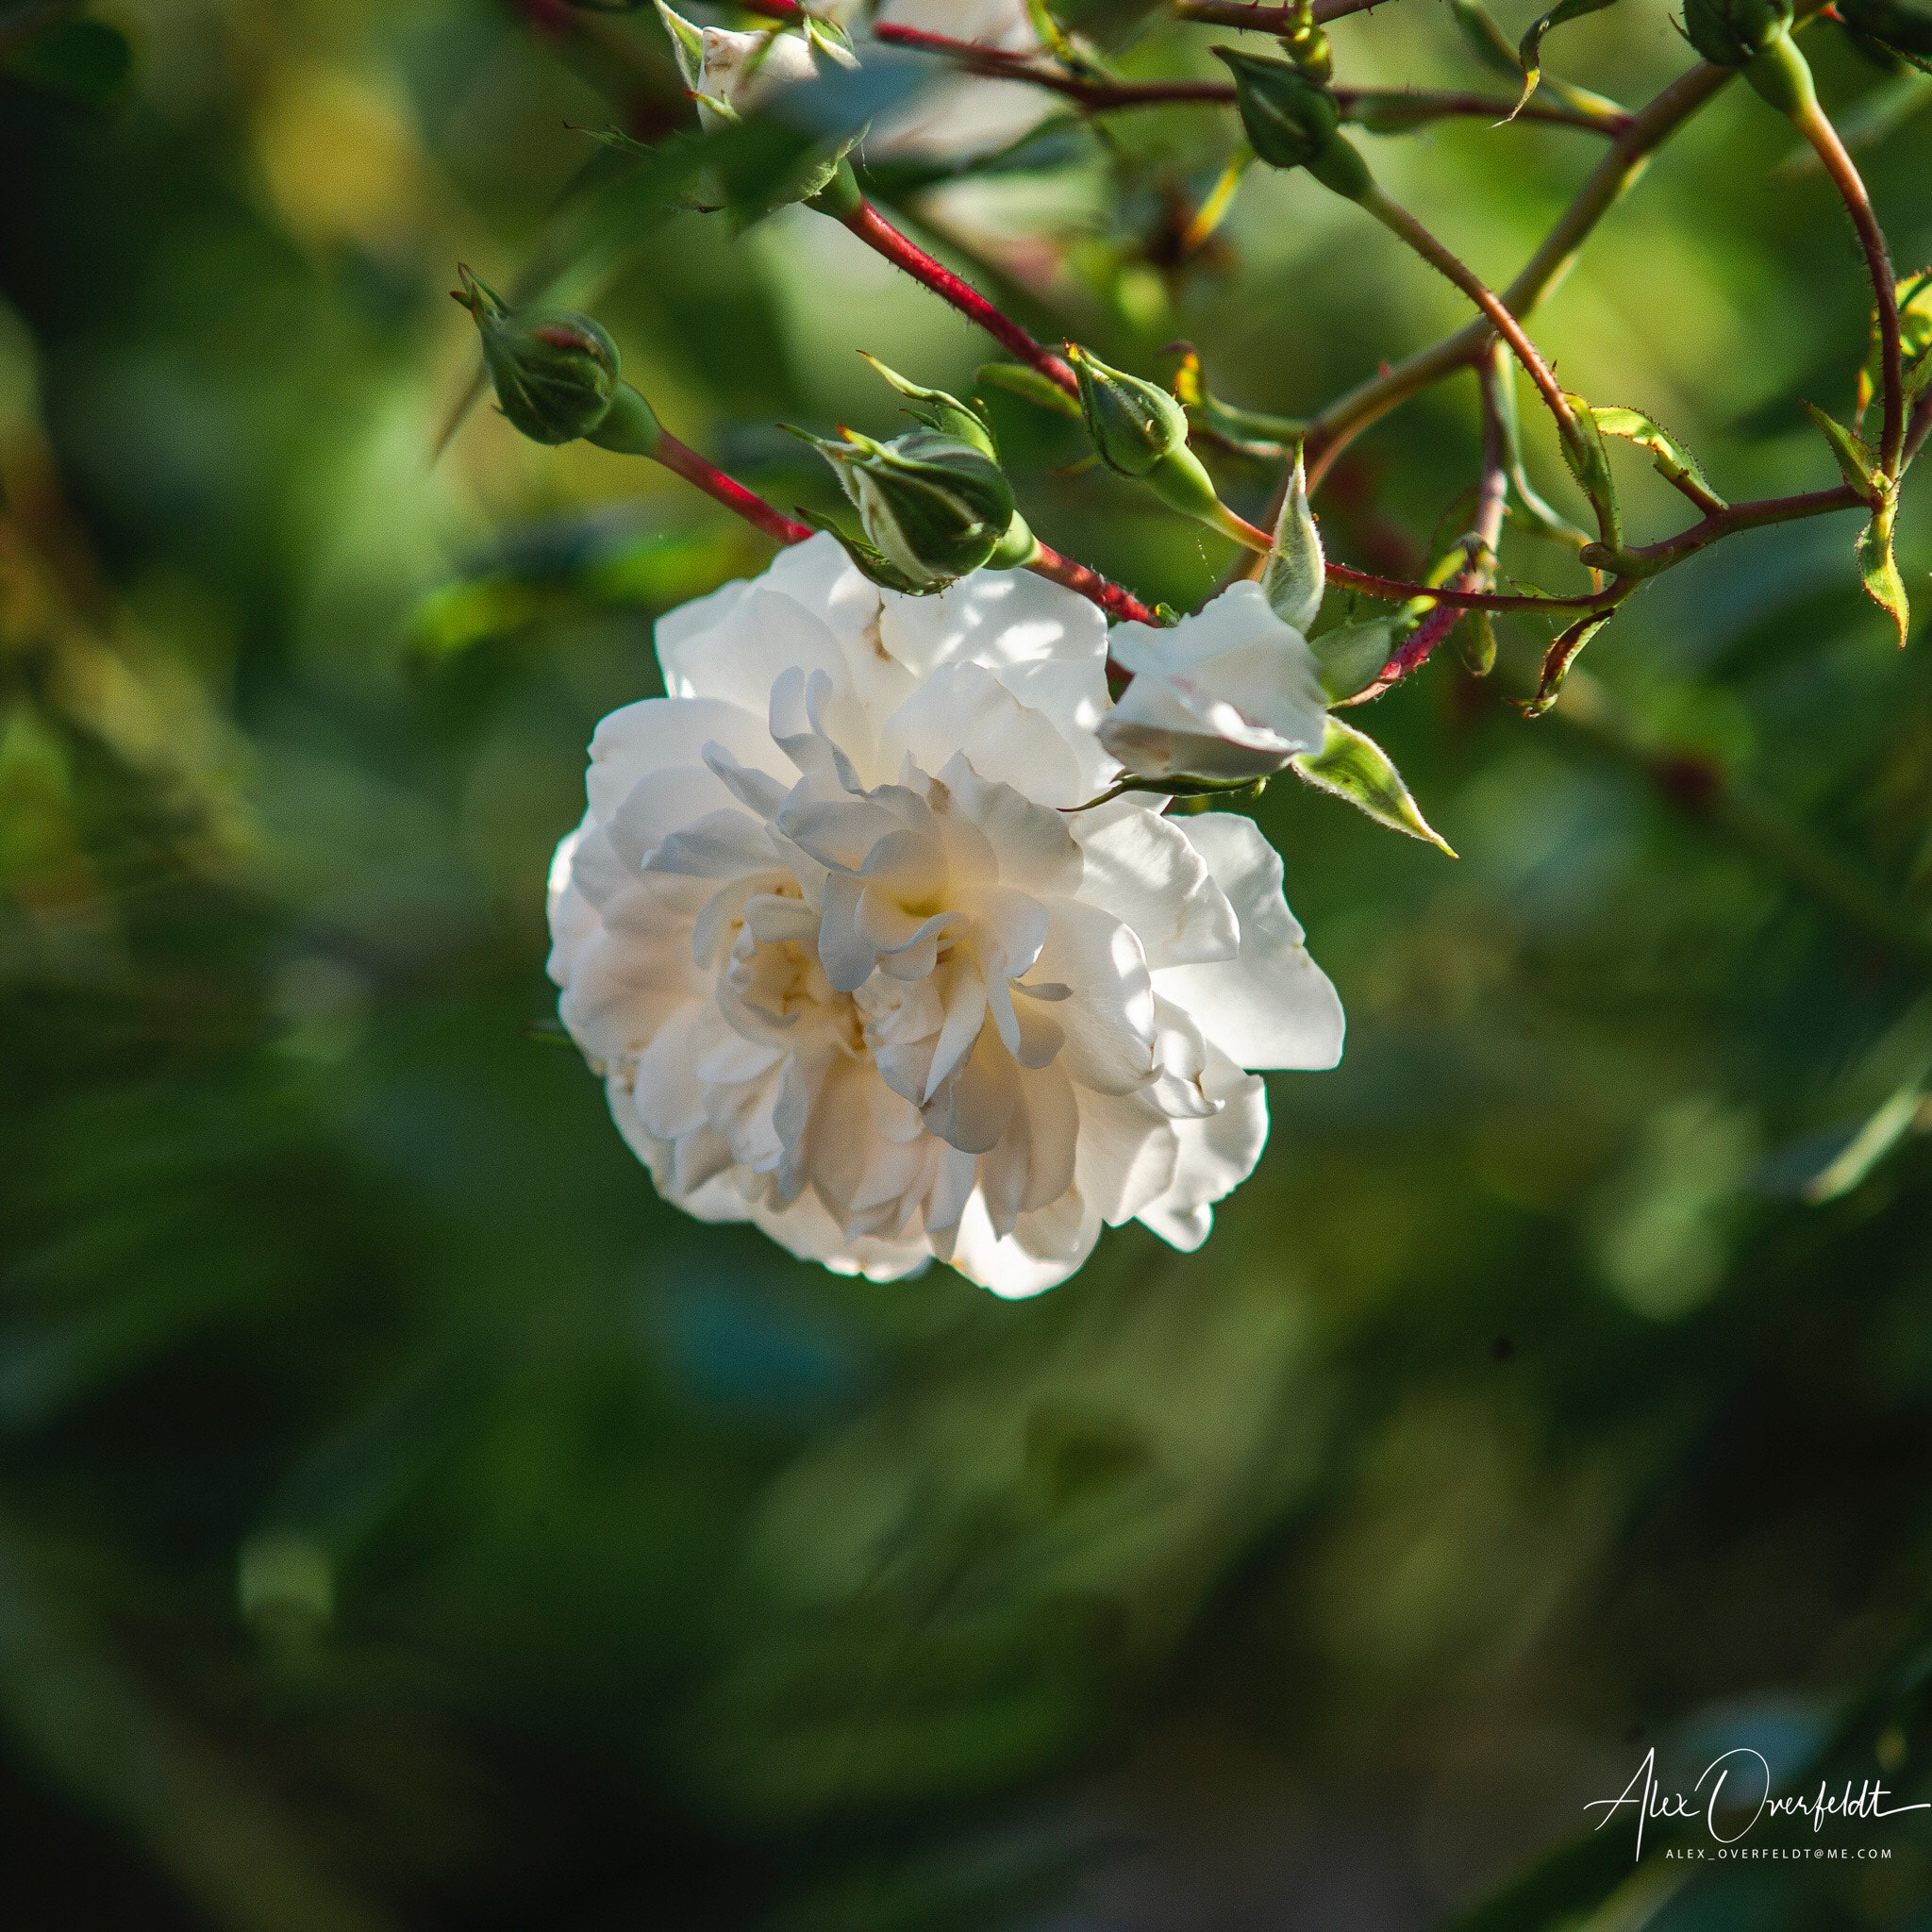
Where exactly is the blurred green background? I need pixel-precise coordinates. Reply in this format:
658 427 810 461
5 1 1932 1925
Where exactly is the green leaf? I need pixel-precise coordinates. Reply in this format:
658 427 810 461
1590 404 1726 509
1263 444 1324 633
1805 399 1882 498
1290 717 1457 856
1512 0 1622 119
975 361 1084 420
1311 617 1399 702
1067 773 1268 812
1857 502 1910 647
1518 611 1611 717
1860 268 1932 424
1557 391 1620 539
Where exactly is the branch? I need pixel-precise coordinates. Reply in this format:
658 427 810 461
836 199 1079 395
1301 59 1735 491
1364 344 1514 691
1029 543 1160 624
1174 0 1393 26
870 25 1624 132
1354 185 1580 448
652 433 811 545
1789 98 1904 476
1616 483 1863 570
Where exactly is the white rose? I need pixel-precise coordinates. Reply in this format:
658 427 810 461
1098 582 1330 783
865 0 1056 160
547 536 1343 1297
658 8 824 130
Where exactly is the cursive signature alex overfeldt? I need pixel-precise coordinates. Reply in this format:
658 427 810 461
1585 1747 1931 1861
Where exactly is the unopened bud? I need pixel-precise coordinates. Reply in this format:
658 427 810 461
1068 343 1190 480
1681 0 1793 65
794 425 1021 592
1068 344 1245 537
455 267 621 445
1213 46 1371 198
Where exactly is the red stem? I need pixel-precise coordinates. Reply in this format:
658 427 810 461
739 0 805 17
1175 0 1391 25
653 432 812 545
840 201 1079 395
1030 543 1160 625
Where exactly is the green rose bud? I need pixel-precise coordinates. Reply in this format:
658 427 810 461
454 265 622 446
1681 0 1794 66
1067 344 1251 540
1068 342 1191 481
1213 46 1371 198
794 425 1021 592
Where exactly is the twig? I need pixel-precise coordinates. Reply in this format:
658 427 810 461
1174 0 1395 27
652 433 811 545
1789 98 1905 476
870 25 1624 133
1029 543 1161 624
837 200 1079 395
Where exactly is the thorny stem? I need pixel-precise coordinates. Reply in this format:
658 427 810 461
1357 344 1514 694
653 433 811 545
1298 60 1735 495
871 25 1625 133
1617 483 1861 570
1354 185 1580 448
837 200 1079 395
1028 544 1160 625
1174 0 1393 27
1790 99 1904 476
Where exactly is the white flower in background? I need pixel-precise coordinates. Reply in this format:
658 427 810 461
1099 582 1329 783
547 536 1343 1297
658 1 1055 159
657 4 825 129
865 0 1057 160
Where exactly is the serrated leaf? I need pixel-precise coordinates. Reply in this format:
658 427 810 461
1518 611 1611 717
1557 391 1620 537
1805 400 1883 498
1861 269 1932 427
1312 617 1399 701
975 361 1084 420
1263 445 1324 634
1291 717 1457 856
1590 404 1726 509
1513 0 1621 118
1857 504 1910 647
